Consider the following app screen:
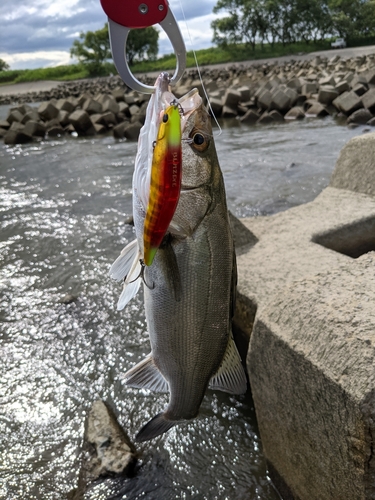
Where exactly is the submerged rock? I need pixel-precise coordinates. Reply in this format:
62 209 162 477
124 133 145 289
84 400 136 481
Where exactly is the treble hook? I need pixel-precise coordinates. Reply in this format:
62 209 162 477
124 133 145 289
127 259 155 290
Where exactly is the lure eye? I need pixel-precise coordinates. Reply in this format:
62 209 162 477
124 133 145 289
190 131 209 152
163 114 169 123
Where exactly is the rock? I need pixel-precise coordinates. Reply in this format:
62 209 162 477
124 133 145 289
268 110 284 122
93 123 107 134
318 86 339 105
123 121 142 140
56 98 76 113
365 68 375 84
57 110 70 127
0 119 10 130
83 400 136 481
118 101 130 116
367 117 375 126
21 109 40 124
257 89 273 110
271 89 290 112
286 77 303 92
257 111 274 124
305 102 329 117
208 98 223 117
301 82 317 94
60 294 78 304
23 120 46 137
352 83 368 97
4 129 33 145
240 109 260 124
100 111 117 128
10 121 26 132
0 128 7 138
335 80 350 94
68 110 93 133
361 88 375 112
284 106 305 120
6 109 24 125
113 122 128 139
236 85 251 102
112 88 126 102
47 125 65 137
102 98 120 115
223 88 242 108
319 75 336 86
83 98 102 115
347 108 373 125
38 101 59 121
330 132 375 196
221 105 237 118
332 91 363 115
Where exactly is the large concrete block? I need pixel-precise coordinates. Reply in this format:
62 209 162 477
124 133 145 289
248 253 375 500
330 132 375 197
237 132 375 499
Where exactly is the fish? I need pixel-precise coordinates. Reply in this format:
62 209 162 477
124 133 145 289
143 103 182 267
109 72 247 442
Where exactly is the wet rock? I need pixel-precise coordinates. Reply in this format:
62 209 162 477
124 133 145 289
6 109 24 125
94 123 107 134
284 107 305 120
38 101 59 121
47 125 65 137
56 98 76 113
361 88 375 112
257 111 274 124
257 89 273 110
83 98 102 115
84 400 136 480
68 110 93 133
332 91 363 115
100 111 117 128
240 109 260 124
21 109 40 124
271 89 290 112
0 119 10 130
102 98 120 115
23 120 46 137
123 122 142 141
208 98 223 117
237 85 251 102
60 293 78 304
4 129 33 145
305 102 329 117
268 110 284 122
347 108 373 125
113 121 128 139
318 86 339 105
222 105 238 118
223 88 242 108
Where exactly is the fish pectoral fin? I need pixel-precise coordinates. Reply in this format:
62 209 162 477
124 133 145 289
123 354 169 393
109 239 139 282
209 335 248 395
116 249 142 310
135 412 177 442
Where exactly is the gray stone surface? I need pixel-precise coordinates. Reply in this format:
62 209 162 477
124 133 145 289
237 132 375 499
330 132 375 197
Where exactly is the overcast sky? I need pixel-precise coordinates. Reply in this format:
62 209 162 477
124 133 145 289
0 0 223 70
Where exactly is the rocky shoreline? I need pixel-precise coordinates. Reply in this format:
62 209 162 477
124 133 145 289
2 52 375 144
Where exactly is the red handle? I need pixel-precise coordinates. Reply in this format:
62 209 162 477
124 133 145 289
100 0 169 28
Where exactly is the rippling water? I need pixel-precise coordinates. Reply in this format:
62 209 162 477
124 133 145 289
0 111 365 500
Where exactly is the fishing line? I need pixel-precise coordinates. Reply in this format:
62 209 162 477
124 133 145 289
176 0 223 136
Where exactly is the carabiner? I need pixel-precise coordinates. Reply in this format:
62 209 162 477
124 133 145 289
100 0 186 94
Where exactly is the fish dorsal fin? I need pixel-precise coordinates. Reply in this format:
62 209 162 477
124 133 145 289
109 239 139 282
116 248 142 310
209 335 247 395
124 354 169 393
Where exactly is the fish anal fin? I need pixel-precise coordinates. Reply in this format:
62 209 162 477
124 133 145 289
124 354 169 393
135 412 177 442
109 239 139 282
209 335 247 395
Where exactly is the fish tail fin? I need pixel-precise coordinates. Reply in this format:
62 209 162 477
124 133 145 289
135 412 177 442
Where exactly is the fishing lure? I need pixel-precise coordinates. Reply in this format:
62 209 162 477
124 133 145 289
143 103 182 266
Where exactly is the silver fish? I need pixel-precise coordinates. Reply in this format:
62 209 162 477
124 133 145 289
110 73 247 442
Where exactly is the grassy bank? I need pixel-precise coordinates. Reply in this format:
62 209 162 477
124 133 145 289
0 38 353 86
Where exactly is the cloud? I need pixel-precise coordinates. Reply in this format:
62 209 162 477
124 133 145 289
1 0 221 69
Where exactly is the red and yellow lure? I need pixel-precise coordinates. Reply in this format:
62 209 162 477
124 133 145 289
143 103 182 266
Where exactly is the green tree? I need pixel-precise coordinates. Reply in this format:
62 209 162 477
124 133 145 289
127 27 159 65
0 59 10 71
70 23 159 76
70 24 111 76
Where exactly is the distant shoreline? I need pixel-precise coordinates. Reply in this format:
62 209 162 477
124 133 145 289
1 45 375 99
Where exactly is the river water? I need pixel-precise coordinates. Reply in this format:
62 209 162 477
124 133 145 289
0 108 366 500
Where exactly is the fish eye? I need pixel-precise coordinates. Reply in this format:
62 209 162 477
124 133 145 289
190 131 209 152
163 114 169 123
